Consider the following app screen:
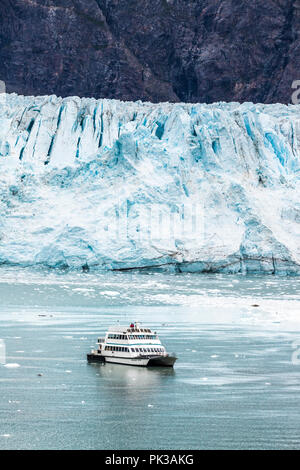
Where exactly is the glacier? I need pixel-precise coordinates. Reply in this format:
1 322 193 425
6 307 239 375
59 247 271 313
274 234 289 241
0 93 299 275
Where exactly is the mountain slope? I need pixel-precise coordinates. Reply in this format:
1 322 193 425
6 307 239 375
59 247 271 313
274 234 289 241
0 0 299 103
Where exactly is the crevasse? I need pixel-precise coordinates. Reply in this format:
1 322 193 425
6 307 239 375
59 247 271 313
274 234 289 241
0 93 299 274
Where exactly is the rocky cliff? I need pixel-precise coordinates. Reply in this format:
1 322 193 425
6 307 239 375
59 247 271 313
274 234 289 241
0 0 299 103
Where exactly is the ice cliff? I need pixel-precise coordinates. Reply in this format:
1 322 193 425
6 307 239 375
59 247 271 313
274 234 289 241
0 93 299 274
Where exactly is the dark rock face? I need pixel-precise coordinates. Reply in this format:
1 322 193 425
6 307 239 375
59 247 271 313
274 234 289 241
0 0 299 103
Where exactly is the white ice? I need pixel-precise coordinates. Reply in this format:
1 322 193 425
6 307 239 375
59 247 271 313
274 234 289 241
0 93 299 274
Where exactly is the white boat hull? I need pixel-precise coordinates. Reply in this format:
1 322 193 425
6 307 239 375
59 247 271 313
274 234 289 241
87 352 177 367
104 356 150 366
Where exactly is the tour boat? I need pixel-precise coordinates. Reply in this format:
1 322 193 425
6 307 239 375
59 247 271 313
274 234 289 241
87 322 177 367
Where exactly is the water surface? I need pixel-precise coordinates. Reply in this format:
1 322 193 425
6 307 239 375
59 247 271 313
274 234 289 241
0 268 299 449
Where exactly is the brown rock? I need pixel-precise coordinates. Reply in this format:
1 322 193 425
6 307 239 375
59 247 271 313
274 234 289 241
0 0 299 103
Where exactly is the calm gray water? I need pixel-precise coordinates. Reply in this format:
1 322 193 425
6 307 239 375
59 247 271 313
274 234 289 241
0 268 299 450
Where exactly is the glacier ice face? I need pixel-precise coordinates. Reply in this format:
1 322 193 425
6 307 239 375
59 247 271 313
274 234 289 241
0 93 299 274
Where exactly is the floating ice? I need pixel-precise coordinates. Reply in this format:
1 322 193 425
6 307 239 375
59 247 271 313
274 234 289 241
0 93 299 274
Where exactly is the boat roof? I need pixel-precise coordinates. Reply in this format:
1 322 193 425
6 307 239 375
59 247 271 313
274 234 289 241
107 323 153 334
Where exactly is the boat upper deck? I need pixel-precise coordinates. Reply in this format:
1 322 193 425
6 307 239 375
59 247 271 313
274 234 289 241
98 323 160 344
107 322 154 335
